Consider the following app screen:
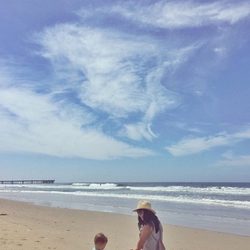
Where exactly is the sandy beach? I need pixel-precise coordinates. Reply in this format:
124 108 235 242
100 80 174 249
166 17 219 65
0 198 249 250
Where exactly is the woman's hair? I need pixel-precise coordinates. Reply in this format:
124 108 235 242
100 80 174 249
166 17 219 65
94 233 108 244
137 209 160 233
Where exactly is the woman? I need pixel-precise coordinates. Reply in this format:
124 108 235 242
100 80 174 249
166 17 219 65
132 200 166 250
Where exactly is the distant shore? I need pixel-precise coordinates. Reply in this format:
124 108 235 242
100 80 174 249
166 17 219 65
0 198 249 250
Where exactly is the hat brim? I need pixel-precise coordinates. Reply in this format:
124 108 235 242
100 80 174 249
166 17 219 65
133 208 156 214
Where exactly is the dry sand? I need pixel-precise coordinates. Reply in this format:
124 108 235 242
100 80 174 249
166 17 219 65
0 198 249 250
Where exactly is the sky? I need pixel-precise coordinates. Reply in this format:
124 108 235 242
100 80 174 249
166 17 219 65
0 0 250 182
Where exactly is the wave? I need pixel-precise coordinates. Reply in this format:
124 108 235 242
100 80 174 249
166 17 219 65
83 183 124 190
71 183 89 186
1 183 250 195
0 189 249 209
128 186 250 195
0 183 125 190
69 183 250 195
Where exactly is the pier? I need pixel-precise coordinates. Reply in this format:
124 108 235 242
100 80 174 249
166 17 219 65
0 180 55 184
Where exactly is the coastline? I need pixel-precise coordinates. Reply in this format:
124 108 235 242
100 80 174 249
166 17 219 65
1 181 249 236
0 198 249 250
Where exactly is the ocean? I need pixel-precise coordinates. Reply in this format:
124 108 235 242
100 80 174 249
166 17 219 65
0 182 249 236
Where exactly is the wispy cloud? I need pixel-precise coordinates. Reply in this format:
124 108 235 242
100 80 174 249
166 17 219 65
165 128 250 156
119 122 157 141
111 1 250 29
0 73 154 159
165 121 203 134
1 2 202 160
34 23 194 141
1 0 249 163
7 1 243 150
165 133 232 156
216 151 250 167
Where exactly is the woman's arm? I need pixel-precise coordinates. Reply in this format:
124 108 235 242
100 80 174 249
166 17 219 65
159 240 166 250
159 223 166 250
134 225 152 250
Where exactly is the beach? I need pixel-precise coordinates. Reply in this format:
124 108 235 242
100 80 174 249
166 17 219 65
0 198 249 250
1 182 249 236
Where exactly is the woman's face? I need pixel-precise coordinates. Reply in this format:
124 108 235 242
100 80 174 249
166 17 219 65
137 209 144 220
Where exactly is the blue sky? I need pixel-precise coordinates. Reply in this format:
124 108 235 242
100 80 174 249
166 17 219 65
0 0 250 182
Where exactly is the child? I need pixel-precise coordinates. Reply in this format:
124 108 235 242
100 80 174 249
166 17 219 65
92 233 108 250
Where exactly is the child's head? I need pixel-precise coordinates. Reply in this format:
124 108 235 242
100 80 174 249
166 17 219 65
94 233 108 250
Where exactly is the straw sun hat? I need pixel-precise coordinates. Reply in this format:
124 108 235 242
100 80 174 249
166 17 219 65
133 200 156 214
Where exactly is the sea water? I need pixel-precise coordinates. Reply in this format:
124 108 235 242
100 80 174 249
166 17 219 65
0 182 249 235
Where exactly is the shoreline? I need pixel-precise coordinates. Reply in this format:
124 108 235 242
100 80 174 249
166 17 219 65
0 192 249 236
1 181 249 236
0 198 250 250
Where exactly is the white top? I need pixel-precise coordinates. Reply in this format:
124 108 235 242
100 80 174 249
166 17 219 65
140 223 163 250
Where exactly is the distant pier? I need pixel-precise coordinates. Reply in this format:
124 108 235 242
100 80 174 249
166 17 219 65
0 180 55 184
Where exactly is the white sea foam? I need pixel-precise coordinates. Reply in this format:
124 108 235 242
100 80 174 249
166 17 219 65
0 189 249 209
86 183 124 189
0 183 250 195
0 182 125 190
128 186 250 195
71 183 89 186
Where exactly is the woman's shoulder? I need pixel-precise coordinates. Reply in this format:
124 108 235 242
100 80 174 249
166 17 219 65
140 224 154 237
141 223 154 231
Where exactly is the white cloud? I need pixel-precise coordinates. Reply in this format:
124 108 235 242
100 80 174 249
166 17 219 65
120 122 157 141
0 81 154 159
165 128 250 156
165 133 232 156
111 1 250 29
216 152 250 167
166 121 203 133
36 24 181 116
234 128 250 139
34 23 196 141
1 1 249 162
